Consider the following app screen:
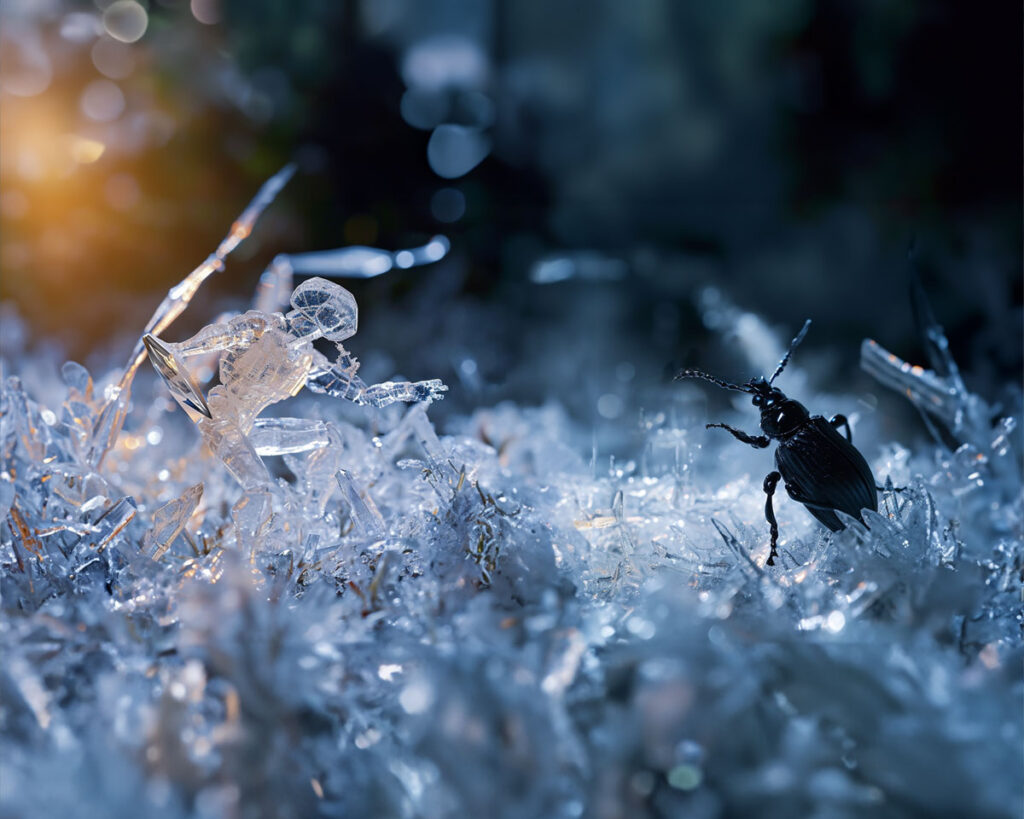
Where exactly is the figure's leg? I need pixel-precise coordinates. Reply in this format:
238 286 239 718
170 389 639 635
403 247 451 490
201 412 270 491
250 418 329 456
706 423 770 449
830 414 852 442
763 471 782 566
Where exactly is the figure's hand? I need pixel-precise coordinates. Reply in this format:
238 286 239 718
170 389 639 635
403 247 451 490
412 379 448 402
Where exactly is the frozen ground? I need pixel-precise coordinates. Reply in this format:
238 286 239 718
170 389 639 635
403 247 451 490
1 205 1020 818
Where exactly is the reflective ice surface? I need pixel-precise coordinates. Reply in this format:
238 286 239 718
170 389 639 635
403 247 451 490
1 186 1021 819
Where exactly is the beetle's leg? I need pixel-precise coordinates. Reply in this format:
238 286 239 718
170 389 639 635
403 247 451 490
763 471 782 566
875 483 907 493
829 414 852 442
706 423 770 449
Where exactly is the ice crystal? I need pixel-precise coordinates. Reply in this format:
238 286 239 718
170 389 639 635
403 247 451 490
1 174 1020 819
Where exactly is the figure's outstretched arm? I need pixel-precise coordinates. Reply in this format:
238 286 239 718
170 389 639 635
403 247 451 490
354 379 448 407
307 346 447 407
173 312 277 358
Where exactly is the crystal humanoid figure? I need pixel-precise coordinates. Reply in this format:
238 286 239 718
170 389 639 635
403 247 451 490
144 277 446 490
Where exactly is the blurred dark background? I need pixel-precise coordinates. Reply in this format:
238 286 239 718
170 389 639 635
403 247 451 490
1 0 1020 429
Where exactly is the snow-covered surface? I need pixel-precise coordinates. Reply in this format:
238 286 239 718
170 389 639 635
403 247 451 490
1 221 1020 819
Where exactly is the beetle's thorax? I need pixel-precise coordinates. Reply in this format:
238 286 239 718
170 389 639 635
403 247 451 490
759 398 810 437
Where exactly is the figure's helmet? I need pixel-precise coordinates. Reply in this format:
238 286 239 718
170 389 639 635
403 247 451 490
287 277 358 342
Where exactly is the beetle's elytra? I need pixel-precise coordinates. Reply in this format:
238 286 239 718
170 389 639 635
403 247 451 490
677 320 877 566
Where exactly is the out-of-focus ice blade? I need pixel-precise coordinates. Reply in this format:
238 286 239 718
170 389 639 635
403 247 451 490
281 235 450 280
288 247 395 278
530 251 627 284
860 339 961 427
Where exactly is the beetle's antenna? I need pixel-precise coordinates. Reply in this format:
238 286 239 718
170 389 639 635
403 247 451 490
675 369 751 393
769 319 811 385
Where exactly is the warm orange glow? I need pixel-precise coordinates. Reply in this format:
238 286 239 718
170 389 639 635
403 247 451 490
1 98 74 181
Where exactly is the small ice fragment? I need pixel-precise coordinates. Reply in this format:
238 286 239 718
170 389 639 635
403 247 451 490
336 470 386 541
92 497 137 551
80 495 107 515
144 483 203 559
231 490 272 555
0 477 13 520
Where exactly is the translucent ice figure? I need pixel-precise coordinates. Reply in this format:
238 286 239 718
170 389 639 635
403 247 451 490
144 277 446 490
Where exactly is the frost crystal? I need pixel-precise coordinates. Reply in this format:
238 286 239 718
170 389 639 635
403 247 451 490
1 172 1020 819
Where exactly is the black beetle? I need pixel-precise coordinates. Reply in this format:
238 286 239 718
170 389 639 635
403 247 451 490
677 320 877 566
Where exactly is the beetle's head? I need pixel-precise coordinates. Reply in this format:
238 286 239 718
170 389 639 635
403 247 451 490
745 377 786 410
674 320 812 404
746 376 808 435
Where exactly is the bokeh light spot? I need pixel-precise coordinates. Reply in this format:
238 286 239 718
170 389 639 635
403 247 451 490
597 393 624 420
427 125 489 179
91 36 135 79
102 1 148 44
190 0 221 25
60 13 102 43
80 80 125 122
667 764 703 791
430 187 465 223
68 136 106 164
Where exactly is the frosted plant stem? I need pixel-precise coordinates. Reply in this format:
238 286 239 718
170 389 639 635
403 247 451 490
86 164 296 469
